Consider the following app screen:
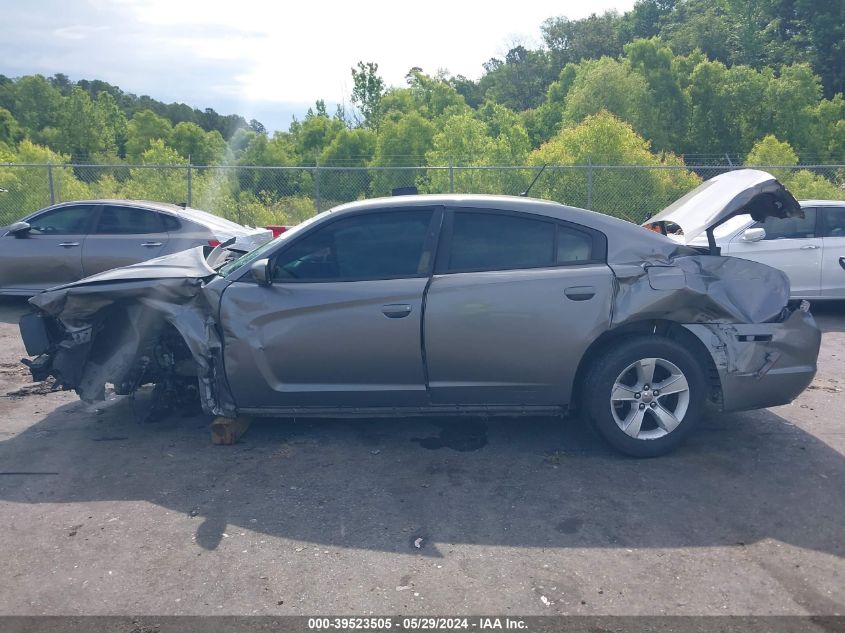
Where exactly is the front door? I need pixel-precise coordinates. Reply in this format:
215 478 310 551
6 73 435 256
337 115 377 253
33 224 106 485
727 209 822 298
0 204 97 293
220 208 440 409
424 209 614 405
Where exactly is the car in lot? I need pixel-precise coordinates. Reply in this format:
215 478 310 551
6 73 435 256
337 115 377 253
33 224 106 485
0 199 272 296
18 170 821 457
646 192 845 300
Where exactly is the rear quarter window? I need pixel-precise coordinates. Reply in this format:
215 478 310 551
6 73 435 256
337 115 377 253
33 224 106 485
442 210 605 273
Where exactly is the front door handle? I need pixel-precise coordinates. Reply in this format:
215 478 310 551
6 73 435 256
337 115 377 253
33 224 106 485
800 244 820 250
839 257 845 271
58 241 79 247
382 304 412 318
564 286 596 301
141 241 163 247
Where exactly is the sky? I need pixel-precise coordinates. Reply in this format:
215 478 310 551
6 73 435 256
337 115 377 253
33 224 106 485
1 0 636 132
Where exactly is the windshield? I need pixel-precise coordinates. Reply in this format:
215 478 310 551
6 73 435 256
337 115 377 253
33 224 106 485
218 209 332 278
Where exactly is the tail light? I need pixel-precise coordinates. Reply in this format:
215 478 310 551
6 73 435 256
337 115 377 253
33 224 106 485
208 239 221 248
266 225 289 238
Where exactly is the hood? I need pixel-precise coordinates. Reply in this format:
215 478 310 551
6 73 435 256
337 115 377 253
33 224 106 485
644 169 801 244
33 247 216 297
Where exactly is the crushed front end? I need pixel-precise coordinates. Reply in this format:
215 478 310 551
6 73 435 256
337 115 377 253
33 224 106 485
17 248 236 418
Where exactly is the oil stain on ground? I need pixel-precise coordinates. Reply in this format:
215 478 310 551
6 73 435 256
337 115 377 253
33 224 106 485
411 419 488 452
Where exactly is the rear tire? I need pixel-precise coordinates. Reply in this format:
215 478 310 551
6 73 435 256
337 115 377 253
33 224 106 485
582 336 707 457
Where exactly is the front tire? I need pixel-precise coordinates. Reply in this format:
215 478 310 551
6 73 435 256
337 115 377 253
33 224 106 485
583 336 707 457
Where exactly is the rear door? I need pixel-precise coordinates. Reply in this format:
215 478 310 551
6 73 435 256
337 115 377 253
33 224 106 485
819 206 845 298
0 204 97 293
82 204 170 276
423 209 614 406
727 209 822 298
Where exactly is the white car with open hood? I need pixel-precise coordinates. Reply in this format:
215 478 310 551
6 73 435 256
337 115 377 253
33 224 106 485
644 170 845 300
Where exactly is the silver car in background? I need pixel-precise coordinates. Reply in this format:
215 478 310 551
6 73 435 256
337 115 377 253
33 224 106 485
18 170 821 457
0 200 272 295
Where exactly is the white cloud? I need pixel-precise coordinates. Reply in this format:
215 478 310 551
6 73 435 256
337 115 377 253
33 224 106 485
3 0 636 130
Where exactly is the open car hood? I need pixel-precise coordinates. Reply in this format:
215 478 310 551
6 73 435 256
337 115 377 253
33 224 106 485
644 169 801 244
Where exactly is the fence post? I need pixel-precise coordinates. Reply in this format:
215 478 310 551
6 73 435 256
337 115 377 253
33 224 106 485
187 161 193 207
449 162 454 193
586 156 593 210
314 159 321 212
47 162 56 205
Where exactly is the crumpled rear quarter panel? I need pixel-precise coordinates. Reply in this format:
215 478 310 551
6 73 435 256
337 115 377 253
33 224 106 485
682 309 820 411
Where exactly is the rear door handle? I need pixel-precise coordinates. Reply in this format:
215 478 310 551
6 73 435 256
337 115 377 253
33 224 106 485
800 244 820 250
564 286 596 301
381 304 412 318
141 241 163 247
58 241 79 248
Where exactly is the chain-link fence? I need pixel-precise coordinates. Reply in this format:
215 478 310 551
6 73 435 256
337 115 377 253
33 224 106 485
1 162 843 228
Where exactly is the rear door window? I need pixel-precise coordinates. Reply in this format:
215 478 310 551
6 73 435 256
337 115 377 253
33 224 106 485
820 207 845 238
446 212 555 272
95 206 164 234
443 211 598 272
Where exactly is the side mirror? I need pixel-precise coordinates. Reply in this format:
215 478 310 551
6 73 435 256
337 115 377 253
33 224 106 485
6 221 31 236
249 258 271 286
741 227 766 242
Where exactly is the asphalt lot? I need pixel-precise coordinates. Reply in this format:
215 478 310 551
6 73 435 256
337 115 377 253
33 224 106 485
0 296 843 616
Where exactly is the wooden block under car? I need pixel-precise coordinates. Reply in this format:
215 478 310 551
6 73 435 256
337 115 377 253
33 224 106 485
210 416 252 445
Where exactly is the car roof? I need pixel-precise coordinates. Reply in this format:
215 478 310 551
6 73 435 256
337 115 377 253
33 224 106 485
47 199 185 215
40 199 257 233
800 200 845 207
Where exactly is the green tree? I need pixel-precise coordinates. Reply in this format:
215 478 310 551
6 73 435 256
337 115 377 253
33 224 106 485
93 91 128 158
744 135 843 199
319 128 377 200
624 38 688 151
542 11 625 70
122 139 187 203
56 87 110 160
169 121 226 165
407 71 468 119
562 58 661 149
371 112 435 195
764 64 823 155
529 111 700 222
0 107 21 146
292 111 345 164
351 61 385 129
5 75 63 133
126 110 173 162
478 46 553 110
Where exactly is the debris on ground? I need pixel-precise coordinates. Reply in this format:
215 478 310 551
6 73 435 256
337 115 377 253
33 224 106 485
3 377 57 399
414 537 423 549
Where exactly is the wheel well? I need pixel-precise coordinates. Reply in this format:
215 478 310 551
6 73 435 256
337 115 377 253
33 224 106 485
571 320 723 412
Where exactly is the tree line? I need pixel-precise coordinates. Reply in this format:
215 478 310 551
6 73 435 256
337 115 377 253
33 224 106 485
0 0 843 227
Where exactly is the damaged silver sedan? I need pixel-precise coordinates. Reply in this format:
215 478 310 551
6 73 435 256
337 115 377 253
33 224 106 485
18 169 821 457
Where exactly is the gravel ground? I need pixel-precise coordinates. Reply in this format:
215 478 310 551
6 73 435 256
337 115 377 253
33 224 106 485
0 296 843 616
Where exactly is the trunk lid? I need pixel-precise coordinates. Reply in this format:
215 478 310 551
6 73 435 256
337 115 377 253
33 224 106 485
643 169 801 244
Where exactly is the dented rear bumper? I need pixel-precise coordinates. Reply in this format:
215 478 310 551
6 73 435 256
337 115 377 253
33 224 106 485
683 306 821 412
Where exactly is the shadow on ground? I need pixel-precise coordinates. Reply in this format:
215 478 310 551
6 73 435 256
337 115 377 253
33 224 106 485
0 392 842 559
